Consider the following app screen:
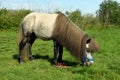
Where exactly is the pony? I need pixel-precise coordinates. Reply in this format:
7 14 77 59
17 12 99 66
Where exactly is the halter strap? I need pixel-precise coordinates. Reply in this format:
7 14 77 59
81 53 94 63
80 34 88 63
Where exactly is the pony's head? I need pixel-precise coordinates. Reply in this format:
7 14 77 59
81 38 99 66
54 12 100 66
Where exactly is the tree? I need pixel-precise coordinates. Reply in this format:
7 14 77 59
98 0 120 26
66 9 83 27
66 9 100 29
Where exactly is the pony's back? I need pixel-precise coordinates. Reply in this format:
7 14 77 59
21 12 58 40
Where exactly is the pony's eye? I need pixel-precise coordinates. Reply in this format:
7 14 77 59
86 48 90 52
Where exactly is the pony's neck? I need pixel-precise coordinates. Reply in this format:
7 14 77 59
53 13 88 59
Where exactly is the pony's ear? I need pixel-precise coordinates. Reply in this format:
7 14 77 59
86 38 91 43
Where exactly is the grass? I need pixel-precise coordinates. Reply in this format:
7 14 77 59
0 27 120 80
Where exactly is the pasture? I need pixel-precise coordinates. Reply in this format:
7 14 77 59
0 27 120 80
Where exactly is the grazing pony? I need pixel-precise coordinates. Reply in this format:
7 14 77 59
17 12 99 66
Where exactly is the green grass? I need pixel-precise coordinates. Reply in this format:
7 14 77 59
0 27 120 80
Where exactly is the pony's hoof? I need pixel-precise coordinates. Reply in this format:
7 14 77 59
18 59 24 64
29 57 34 61
19 62 24 64
31 59 35 62
18 58 23 64
51 62 57 66
51 60 58 65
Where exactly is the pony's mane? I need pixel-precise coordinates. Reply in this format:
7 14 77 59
53 12 89 59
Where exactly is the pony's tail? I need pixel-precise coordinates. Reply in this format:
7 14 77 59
17 23 29 62
17 23 23 48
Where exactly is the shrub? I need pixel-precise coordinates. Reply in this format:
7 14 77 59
0 8 31 30
66 9 102 29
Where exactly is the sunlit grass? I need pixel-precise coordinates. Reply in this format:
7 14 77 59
0 27 120 80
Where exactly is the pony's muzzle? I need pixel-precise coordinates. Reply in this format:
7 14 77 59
81 58 94 66
84 61 94 66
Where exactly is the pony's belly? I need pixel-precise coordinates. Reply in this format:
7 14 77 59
34 27 53 40
35 32 52 40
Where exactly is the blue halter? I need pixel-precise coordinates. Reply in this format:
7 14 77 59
81 53 94 63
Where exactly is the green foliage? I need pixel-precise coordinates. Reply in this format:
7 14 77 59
0 27 120 79
98 0 120 26
66 9 85 28
66 9 82 25
81 14 101 29
66 9 101 29
0 8 31 30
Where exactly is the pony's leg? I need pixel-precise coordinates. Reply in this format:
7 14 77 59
53 40 59 65
19 36 28 63
27 43 33 60
58 44 63 63
28 33 37 60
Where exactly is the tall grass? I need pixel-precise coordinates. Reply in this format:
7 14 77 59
0 26 120 80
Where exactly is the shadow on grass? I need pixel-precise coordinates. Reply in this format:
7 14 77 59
13 54 79 66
